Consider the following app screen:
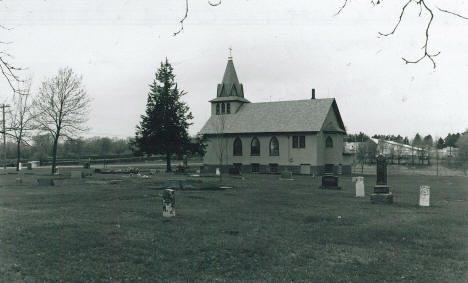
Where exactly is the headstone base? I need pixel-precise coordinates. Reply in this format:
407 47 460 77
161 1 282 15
373 185 390 194
320 185 341 190
370 192 393 204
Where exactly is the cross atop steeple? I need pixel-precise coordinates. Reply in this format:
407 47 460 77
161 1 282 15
228 47 232 59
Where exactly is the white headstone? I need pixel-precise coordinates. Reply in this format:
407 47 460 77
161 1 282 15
162 189 176 217
419 185 430 207
18 162 22 170
215 168 221 176
354 176 365 197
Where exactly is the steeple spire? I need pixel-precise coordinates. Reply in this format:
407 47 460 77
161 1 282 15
217 52 244 98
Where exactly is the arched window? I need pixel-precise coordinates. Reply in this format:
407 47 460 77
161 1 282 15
251 137 260 156
226 103 231 114
216 103 220 115
233 137 242 156
326 136 333 148
221 103 225 114
269 136 279 156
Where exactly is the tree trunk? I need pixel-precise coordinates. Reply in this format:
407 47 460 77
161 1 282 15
16 141 21 171
166 152 172 172
51 135 59 175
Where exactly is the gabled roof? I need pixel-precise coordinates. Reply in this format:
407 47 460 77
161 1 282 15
199 98 346 135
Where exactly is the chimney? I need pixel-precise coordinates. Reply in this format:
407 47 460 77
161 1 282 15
311 88 316 99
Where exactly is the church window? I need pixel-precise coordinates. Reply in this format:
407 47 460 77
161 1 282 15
227 103 231 114
292 135 305 148
221 103 225 114
300 136 305 148
326 136 333 148
251 137 260 156
233 137 242 156
269 136 279 156
216 103 220 115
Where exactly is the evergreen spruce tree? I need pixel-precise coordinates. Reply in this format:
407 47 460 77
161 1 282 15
134 59 193 172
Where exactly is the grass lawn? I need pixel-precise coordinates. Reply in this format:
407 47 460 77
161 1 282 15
0 169 467 282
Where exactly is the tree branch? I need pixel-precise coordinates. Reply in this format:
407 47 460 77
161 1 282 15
437 7 468 20
208 0 222 7
378 0 413 36
173 0 189 36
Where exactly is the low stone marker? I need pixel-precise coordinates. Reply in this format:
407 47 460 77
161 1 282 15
419 185 430 207
162 189 176 217
280 171 293 180
27 163 32 170
37 178 55 186
70 170 83 178
215 168 221 176
353 176 365 197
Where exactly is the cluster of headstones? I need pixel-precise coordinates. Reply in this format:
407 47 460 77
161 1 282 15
322 154 431 206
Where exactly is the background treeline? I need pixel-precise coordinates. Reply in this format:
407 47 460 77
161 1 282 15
5 136 132 163
345 132 463 149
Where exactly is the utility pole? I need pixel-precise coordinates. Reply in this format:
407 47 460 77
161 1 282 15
1 104 10 170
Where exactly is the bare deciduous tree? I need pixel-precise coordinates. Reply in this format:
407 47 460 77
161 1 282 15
0 25 24 93
336 0 468 68
34 68 91 174
7 78 36 171
174 1 467 68
214 114 228 182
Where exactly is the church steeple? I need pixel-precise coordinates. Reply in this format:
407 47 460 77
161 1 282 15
217 55 244 98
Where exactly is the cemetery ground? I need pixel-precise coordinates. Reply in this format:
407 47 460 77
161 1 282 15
0 168 467 282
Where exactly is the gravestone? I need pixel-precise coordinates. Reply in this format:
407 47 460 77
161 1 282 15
70 170 83 178
215 168 221 176
37 178 55 186
419 185 430 207
370 155 393 204
16 177 22 184
27 162 32 170
162 189 176 217
149 169 157 175
320 164 340 189
280 170 293 180
18 162 22 171
353 176 365 197
83 162 90 169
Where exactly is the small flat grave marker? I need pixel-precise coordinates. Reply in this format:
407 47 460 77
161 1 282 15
280 171 293 180
70 171 83 178
37 178 55 186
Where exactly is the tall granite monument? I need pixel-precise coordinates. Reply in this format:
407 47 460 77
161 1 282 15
370 155 393 204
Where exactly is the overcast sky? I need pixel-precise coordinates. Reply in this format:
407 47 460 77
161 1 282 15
0 0 467 140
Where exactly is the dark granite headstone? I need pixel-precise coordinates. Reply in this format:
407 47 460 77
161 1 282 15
371 154 393 204
376 155 387 185
320 164 341 190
